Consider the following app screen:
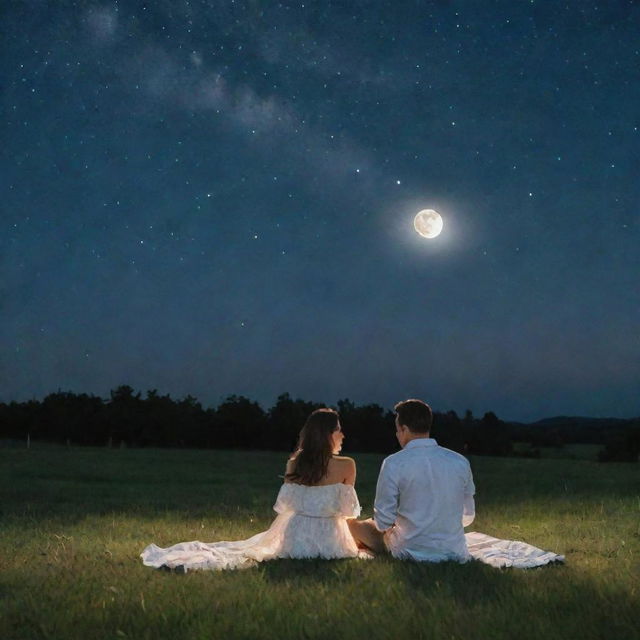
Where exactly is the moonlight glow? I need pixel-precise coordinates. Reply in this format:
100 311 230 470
414 209 443 239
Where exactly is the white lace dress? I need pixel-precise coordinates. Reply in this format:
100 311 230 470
141 483 364 571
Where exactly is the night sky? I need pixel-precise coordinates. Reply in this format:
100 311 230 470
3 1 639 422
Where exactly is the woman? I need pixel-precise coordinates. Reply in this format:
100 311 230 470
141 408 366 572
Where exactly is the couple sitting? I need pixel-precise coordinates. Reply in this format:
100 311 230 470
142 399 563 571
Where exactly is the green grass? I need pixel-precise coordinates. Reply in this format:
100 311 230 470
513 442 603 461
1 446 638 640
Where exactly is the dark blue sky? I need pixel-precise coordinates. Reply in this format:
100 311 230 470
2 1 639 422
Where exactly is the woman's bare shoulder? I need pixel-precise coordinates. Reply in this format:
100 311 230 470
331 455 356 465
329 456 356 485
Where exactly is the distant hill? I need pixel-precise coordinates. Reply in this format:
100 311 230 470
508 415 639 446
530 416 633 427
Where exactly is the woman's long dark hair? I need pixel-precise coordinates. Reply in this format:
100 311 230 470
285 408 339 486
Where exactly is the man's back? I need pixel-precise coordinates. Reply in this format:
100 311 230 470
374 438 475 562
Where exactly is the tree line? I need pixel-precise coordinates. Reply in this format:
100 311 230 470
0 386 637 462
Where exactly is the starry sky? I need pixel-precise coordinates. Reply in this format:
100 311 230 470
2 1 639 422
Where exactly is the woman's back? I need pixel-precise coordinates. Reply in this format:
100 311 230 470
285 455 356 486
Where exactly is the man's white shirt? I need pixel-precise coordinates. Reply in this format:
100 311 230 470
373 438 475 562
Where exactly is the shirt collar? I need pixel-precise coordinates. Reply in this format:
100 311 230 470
404 437 438 450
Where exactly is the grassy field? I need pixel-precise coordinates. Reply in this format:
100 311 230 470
1 445 638 640
512 443 603 461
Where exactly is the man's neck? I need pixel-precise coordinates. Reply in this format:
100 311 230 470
403 433 430 447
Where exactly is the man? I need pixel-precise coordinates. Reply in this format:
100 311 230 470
348 398 475 562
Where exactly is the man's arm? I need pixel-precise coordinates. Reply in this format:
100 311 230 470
462 464 476 527
373 458 399 532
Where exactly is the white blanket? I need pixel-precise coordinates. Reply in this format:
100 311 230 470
465 532 565 568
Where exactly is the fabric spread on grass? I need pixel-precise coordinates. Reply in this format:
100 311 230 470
465 532 565 568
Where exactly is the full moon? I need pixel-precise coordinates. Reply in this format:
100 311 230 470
414 209 443 239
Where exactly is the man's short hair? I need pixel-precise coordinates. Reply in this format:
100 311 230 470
394 399 433 434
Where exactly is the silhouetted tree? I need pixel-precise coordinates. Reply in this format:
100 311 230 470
339 402 396 453
266 393 322 452
106 385 144 446
214 395 267 449
431 410 465 454
465 411 513 456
